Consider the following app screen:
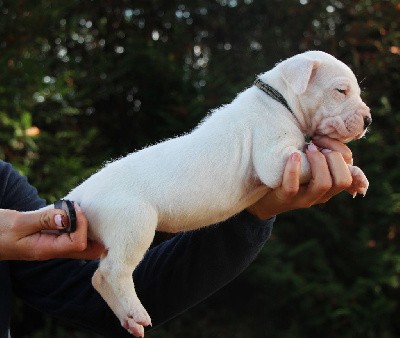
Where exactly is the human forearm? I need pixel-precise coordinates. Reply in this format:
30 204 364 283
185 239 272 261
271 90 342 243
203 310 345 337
135 211 274 329
10 211 274 336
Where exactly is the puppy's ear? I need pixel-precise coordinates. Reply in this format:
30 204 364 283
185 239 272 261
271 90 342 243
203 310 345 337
279 55 321 95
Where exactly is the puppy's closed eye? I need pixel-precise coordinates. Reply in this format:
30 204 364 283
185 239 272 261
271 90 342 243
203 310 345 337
336 88 347 95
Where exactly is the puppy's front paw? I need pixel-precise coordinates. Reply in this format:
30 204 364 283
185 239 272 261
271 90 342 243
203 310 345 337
121 306 152 337
348 165 369 197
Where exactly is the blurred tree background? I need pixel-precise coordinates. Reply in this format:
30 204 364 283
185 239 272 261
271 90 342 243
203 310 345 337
1 0 399 337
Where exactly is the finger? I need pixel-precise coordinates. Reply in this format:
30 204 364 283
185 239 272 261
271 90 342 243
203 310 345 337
39 203 89 259
67 203 88 253
311 136 353 164
304 144 333 203
67 241 106 260
320 150 352 201
15 208 69 235
279 152 301 199
56 204 106 259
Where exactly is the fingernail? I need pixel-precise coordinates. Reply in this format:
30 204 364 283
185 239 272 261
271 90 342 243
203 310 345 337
311 135 321 140
321 148 332 154
307 143 318 152
290 152 301 162
54 214 66 228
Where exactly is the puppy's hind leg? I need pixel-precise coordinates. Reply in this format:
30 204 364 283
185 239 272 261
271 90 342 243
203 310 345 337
92 206 157 337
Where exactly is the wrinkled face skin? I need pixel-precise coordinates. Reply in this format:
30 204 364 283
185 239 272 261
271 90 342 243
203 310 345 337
305 63 372 143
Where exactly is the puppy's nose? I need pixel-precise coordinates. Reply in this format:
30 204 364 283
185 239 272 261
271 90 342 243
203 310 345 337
364 116 372 129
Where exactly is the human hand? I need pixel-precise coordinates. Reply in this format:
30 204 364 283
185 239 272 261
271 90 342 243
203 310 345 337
312 135 366 197
247 136 354 220
0 203 105 260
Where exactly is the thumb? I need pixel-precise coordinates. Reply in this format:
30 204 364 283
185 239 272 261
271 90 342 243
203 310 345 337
17 208 69 233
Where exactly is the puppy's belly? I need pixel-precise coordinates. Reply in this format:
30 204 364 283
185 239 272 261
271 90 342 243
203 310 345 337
77 188 249 239
157 189 269 232
68 174 264 240
156 211 231 232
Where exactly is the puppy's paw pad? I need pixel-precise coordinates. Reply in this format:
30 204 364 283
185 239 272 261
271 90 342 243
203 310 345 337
121 308 152 336
123 320 144 337
348 165 369 196
359 187 368 197
355 177 369 196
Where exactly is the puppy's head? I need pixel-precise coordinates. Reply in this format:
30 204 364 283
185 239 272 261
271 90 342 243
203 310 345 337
278 51 371 143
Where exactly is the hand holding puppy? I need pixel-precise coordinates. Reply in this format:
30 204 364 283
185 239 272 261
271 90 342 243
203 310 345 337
0 203 104 261
248 136 363 219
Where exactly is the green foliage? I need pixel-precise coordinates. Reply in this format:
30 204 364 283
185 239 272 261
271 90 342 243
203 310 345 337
1 0 399 337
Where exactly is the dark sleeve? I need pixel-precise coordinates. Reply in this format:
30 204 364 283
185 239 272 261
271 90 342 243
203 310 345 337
136 211 275 329
0 161 46 338
5 161 275 336
0 160 46 211
11 212 274 337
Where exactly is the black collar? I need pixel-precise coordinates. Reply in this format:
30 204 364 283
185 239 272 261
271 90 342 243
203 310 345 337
254 78 294 116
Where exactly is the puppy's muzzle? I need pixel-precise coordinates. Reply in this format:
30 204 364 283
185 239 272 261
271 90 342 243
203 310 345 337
364 116 372 129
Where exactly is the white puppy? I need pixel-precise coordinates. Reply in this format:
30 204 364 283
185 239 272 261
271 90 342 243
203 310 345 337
54 51 371 336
